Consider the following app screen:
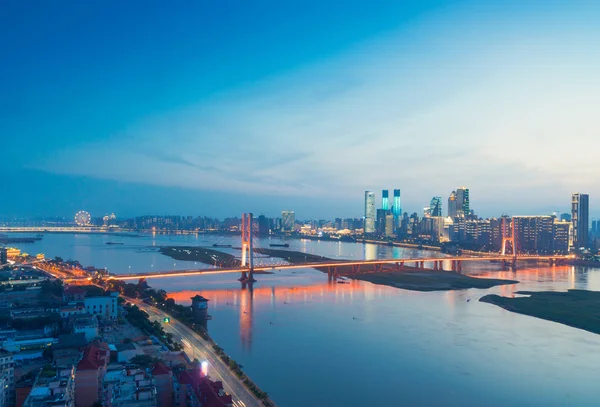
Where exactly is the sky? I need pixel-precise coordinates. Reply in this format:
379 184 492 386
2 0 600 220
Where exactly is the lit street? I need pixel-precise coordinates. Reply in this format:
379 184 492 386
129 299 262 407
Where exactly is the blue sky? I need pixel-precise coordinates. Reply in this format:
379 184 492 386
2 0 600 220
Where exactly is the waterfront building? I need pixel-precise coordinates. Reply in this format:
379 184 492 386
23 365 75 407
430 197 442 217
191 295 211 330
257 215 269 236
448 191 457 219
281 210 295 232
572 193 590 250
392 189 401 222
364 191 376 234
513 216 554 254
456 187 470 217
553 220 571 253
376 209 389 236
381 190 389 211
431 216 445 242
385 214 394 238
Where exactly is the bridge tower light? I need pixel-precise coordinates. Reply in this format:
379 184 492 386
240 213 256 282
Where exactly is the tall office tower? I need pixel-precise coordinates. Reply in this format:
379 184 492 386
572 193 589 250
513 216 554 254
376 209 389 235
384 214 394 237
553 219 571 253
448 191 457 219
257 215 269 236
392 189 401 217
382 190 389 211
364 191 376 234
281 210 295 232
456 187 470 216
430 197 442 217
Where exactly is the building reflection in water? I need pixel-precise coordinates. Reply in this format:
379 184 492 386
239 282 254 351
167 262 587 350
168 278 384 350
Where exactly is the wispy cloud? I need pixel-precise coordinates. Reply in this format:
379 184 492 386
39 10 600 215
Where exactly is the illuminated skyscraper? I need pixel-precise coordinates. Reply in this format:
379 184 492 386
456 187 469 216
281 210 295 232
392 189 401 217
448 191 457 219
430 197 442 217
364 191 375 234
382 190 389 211
572 193 589 250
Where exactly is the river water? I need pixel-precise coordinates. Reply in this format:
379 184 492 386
10 233 600 406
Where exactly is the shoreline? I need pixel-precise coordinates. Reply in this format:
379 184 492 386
480 290 600 335
254 248 519 292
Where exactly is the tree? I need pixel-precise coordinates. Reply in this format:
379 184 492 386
130 354 158 368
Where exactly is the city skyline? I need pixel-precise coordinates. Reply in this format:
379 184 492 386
3 1 600 218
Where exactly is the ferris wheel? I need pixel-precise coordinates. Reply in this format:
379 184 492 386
75 210 91 226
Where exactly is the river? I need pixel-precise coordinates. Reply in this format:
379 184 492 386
9 232 600 406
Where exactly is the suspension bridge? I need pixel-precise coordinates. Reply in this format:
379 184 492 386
81 213 570 282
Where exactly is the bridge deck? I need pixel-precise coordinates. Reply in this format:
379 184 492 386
92 255 570 281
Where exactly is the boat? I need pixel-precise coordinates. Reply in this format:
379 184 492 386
212 244 232 248
105 242 124 245
270 243 290 248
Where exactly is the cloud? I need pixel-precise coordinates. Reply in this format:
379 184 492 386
38 10 600 216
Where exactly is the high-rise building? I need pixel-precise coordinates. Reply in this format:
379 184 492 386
448 191 457 219
257 215 269 236
430 197 442 217
456 187 470 216
513 216 554 254
385 214 394 237
392 189 401 218
553 220 571 253
376 209 389 235
364 191 376 234
382 190 389 211
281 210 295 232
572 193 589 250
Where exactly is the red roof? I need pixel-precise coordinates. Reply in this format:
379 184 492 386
77 342 109 371
152 361 171 375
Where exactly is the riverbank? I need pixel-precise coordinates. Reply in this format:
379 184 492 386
159 246 241 267
480 290 600 335
353 270 518 292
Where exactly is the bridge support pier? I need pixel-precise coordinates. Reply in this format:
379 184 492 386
433 261 439 270
438 261 444 271
457 260 462 272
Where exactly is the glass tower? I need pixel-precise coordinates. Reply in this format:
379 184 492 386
364 191 376 234
393 189 401 217
571 193 589 250
382 190 389 211
430 197 442 217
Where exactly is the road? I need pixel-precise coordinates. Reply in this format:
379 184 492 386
129 299 264 407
